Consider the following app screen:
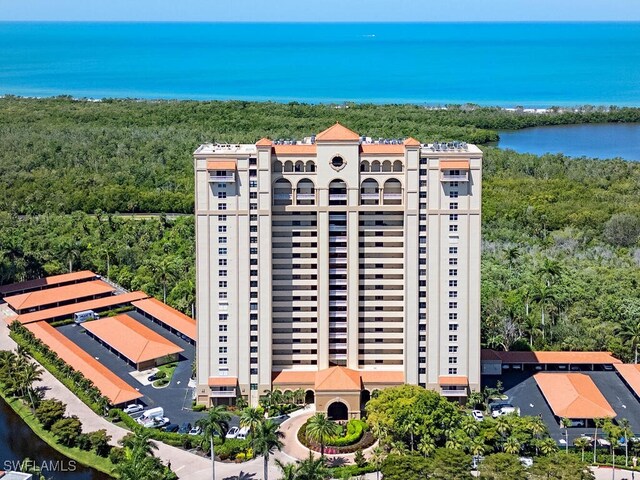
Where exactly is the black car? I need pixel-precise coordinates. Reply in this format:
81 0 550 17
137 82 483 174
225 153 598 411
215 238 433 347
178 422 192 434
162 423 180 433
147 372 162 382
489 402 513 412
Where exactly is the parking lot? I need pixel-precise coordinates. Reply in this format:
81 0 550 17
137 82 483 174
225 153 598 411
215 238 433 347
482 370 640 444
58 310 206 427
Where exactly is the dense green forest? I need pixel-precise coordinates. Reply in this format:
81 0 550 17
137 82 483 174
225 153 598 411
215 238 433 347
1 97 640 359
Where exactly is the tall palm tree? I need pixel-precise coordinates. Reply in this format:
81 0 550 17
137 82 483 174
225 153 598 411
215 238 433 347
619 320 640 363
560 418 571 453
537 258 563 287
619 418 631 466
470 437 486 457
195 405 230 480
504 436 521 455
593 418 605 463
539 438 557 456
253 419 284 480
573 436 590 462
305 413 340 457
532 282 557 340
295 452 330 480
369 446 386 480
239 406 264 457
402 414 420 452
529 417 546 455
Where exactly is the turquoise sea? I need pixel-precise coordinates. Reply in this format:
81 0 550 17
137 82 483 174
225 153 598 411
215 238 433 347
0 22 639 105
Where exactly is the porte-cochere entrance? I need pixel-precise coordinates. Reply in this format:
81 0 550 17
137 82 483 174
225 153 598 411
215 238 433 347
327 401 349 421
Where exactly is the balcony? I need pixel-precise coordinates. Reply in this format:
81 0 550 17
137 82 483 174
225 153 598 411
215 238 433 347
440 388 467 397
360 193 380 200
383 193 402 200
441 172 469 182
296 193 315 201
329 247 347 253
329 278 347 285
273 193 292 200
329 224 347 232
329 300 347 307
329 332 348 339
210 389 237 398
209 173 235 183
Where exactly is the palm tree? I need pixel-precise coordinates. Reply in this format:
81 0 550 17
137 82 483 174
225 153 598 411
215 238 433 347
369 446 386 480
239 406 264 457
573 436 591 462
275 459 298 480
539 438 557 456
532 282 557 340
619 418 631 466
18 361 43 408
470 437 486 457
253 419 284 480
305 413 340 457
561 418 571 453
537 258 563 287
529 417 546 455
619 320 640 363
593 418 605 463
295 452 330 480
604 420 621 474
152 256 178 304
195 405 230 480
418 436 436 458
504 436 521 455
402 414 420 452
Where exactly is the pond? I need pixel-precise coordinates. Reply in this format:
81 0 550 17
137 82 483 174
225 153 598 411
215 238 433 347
495 123 640 161
0 397 111 479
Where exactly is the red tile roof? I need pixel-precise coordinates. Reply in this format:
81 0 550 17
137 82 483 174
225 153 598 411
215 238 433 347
315 367 361 391
272 370 316 385
274 144 317 155
438 375 469 386
440 159 470 170
13 291 148 325
272 368 404 390
4 280 115 311
534 373 616 419
483 350 621 365
404 137 421 146
25 321 142 405
83 314 183 364
208 377 238 387
256 137 273 147
360 144 405 155
360 370 405 384
315 123 360 142
614 364 640 397
207 160 237 170
132 297 196 341
0 271 97 296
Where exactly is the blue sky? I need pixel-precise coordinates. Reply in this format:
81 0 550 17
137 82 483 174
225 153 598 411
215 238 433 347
1 0 639 22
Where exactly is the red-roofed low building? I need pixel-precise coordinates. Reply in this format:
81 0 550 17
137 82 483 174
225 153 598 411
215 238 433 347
481 349 621 375
132 297 196 344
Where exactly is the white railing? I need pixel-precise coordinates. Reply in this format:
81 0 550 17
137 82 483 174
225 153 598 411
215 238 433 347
329 194 347 200
440 389 467 397
329 300 347 307
383 193 402 199
210 389 236 398
360 192 380 200
209 174 235 182
329 247 347 253
273 193 292 200
441 172 469 182
296 193 315 200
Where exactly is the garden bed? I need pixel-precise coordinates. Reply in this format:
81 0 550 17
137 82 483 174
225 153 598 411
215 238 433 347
298 419 377 454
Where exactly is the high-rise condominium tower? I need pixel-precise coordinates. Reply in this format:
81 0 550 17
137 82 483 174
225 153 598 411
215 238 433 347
193 123 481 419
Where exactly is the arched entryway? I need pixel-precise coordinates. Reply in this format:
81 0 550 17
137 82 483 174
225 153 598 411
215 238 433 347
327 401 349 421
305 390 315 404
360 389 371 413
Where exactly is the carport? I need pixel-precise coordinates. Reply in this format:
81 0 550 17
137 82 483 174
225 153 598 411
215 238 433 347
481 350 621 375
534 372 616 427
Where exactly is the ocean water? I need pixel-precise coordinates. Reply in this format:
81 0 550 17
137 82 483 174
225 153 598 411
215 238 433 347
0 22 639 105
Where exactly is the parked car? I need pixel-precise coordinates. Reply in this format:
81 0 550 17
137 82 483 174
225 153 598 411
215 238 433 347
236 427 250 440
123 404 144 415
152 417 170 429
162 423 180 433
267 414 290 425
603 365 614 371
570 419 585 427
188 426 202 436
492 406 519 418
597 438 611 447
225 427 239 439
580 435 593 444
472 410 484 421
179 422 192 434
147 372 162 382
519 457 534 468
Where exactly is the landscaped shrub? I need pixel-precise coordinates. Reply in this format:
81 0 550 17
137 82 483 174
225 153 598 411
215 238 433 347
298 418 376 454
331 464 376 479
35 398 67 430
192 404 206 412
114 410 203 448
51 416 83 447
108 446 126 464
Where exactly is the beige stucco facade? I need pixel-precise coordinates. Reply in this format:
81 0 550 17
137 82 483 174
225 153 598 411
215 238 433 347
193 124 482 411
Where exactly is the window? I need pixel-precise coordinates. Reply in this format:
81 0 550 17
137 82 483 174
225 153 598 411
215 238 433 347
218 248 227 255
419 346 426 353
219 347 227 354
250 302 258 310
219 314 228 321
217 192 227 199
449 214 458 221
449 269 457 276
420 180 427 187
448 368 458 375
218 292 227 299
251 383 258 390
218 281 227 288
419 335 426 342
218 236 227 243
449 302 458 309
449 335 458 342
449 247 458 255
250 346 258 353
449 280 458 287
449 346 458 353
450 191 459 198
449 291 458 298
219 358 228 365
250 313 258 321
218 225 227 233
419 357 426 363
219 183 227 188
219 325 227 332
250 335 258 342
450 181 459 187
250 214 257 221
449 202 458 210
218 203 227 210
449 313 458 320
449 324 459 331
219 270 227 277
449 357 458 364
219 259 227 266
420 192 427 198
218 215 227 221
449 258 458 265
250 269 258 276
250 203 257 210
250 181 257 188
250 225 258 233
250 281 258 288
250 192 257 199
250 247 258 255
419 368 426 374
219 336 227 342
250 368 258 375
250 357 258 364
250 237 258 243
449 225 458 232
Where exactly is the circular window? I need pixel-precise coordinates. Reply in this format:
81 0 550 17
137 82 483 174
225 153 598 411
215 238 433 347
331 156 345 169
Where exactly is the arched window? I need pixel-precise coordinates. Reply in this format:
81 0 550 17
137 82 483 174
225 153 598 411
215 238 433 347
272 161 283 173
383 178 402 205
382 160 392 172
328 179 347 206
295 161 304 172
296 179 315 205
273 178 292 206
305 161 316 172
360 161 370 172
283 161 294 172
360 178 379 205
393 160 403 172
371 160 381 172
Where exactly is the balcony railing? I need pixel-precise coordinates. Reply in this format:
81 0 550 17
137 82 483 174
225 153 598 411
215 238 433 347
209 174 235 183
329 332 348 339
441 172 469 182
329 278 347 285
383 192 402 200
329 194 347 200
329 300 347 307
210 389 237 398
273 193 292 200
296 193 315 200
440 389 467 397
360 192 380 200
329 247 347 253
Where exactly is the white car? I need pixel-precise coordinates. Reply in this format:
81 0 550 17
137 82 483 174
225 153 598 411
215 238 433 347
597 438 611 447
123 404 144 415
472 410 484 421
225 427 239 439
519 457 533 468
188 426 202 436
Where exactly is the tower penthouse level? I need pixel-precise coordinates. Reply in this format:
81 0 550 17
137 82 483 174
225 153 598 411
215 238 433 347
193 123 482 419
